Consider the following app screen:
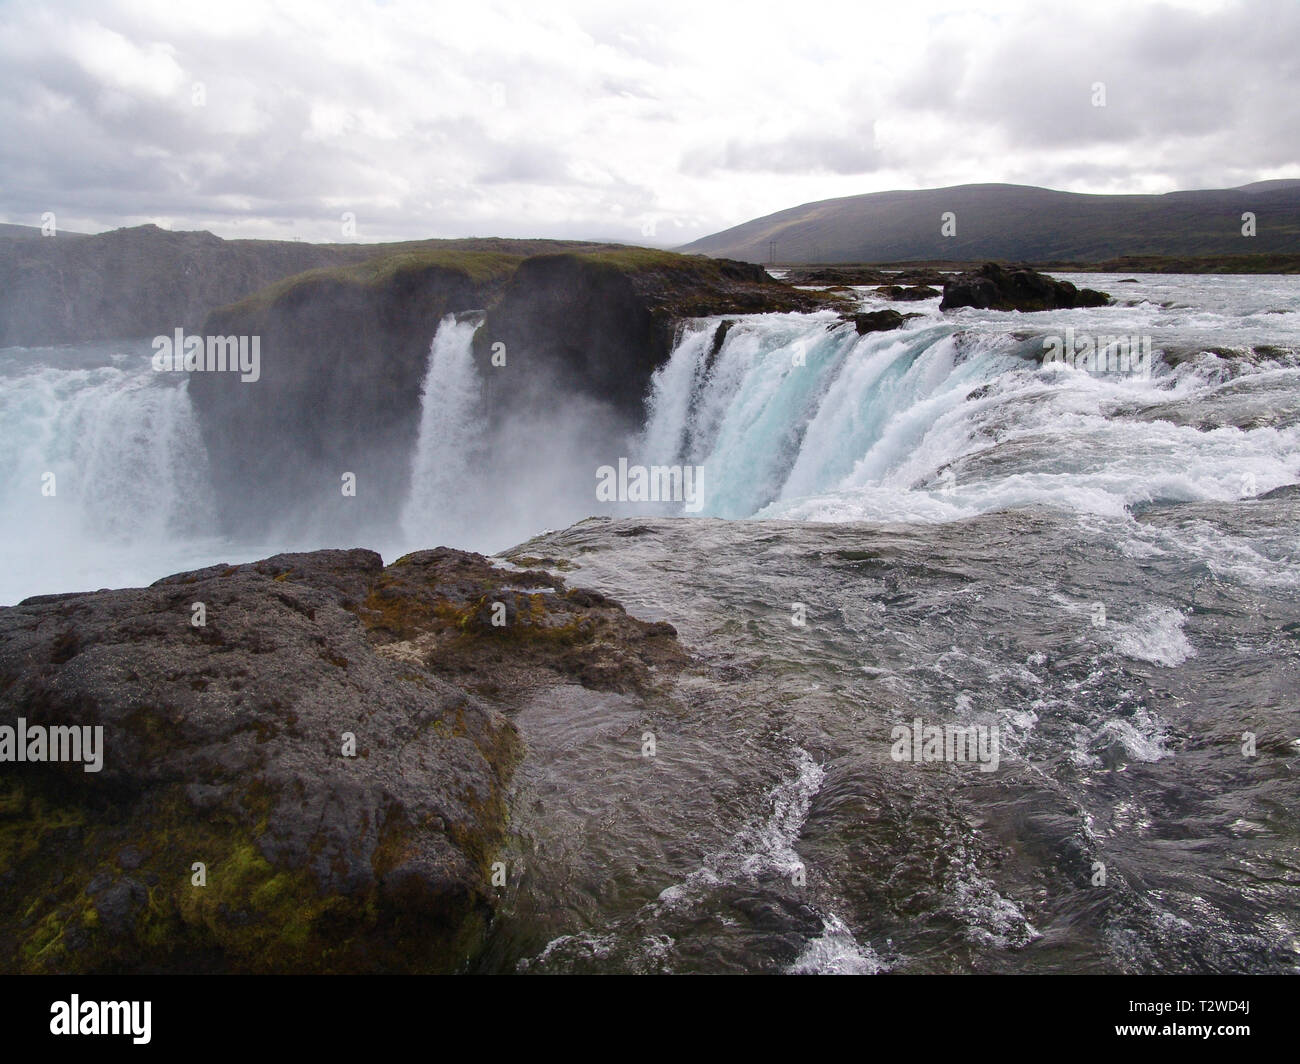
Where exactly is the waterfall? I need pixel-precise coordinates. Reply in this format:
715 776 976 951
0 345 220 602
634 314 1018 519
634 310 1300 524
400 313 488 548
5 277 1298 603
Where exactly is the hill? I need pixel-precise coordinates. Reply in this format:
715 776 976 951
679 181 1300 264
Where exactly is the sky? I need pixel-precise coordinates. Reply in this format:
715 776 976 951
1 0 1297 245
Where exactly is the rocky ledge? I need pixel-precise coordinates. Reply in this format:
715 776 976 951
0 547 684 973
940 262 1110 312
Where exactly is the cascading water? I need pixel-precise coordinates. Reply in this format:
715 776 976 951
400 312 489 549
638 315 1021 518
396 311 645 556
635 280 1300 525
0 343 223 603
5 276 1299 606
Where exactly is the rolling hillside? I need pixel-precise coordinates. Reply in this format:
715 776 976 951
679 181 1300 263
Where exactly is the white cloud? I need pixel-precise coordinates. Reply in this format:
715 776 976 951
0 0 1295 244
64 20 185 99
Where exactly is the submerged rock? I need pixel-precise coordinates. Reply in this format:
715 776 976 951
940 262 1110 312
0 547 684 973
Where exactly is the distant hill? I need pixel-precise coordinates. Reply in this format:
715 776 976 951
679 181 1300 264
0 222 87 240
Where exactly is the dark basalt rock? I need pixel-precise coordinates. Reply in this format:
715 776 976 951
940 262 1111 312
781 266 891 286
876 284 941 301
850 309 908 334
891 269 951 287
0 546 685 973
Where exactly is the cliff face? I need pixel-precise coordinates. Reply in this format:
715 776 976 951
0 545 684 973
191 252 520 537
191 246 837 537
0 224 619 348
0 225 378 346
474 250 830 420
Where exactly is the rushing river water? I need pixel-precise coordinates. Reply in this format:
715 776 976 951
483 504 1300 973
475 274 1300 973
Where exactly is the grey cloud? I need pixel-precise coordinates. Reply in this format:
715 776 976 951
685 130 883 175
1 0 1297 242
888 0 1300 155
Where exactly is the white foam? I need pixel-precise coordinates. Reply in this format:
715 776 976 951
0 350 221 603
947 859 1041 950
1111 606 1196 667
1072 706 1173 766
787 913 886 974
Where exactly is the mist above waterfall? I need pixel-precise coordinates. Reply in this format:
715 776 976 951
396 313 643 558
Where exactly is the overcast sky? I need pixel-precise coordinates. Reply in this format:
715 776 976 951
1 0 1297 245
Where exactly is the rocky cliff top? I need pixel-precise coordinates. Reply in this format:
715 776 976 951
0 224 620 347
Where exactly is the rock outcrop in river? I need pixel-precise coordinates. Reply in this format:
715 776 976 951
940 262 1111 312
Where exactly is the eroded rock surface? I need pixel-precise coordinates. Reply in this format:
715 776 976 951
0 547 684 973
